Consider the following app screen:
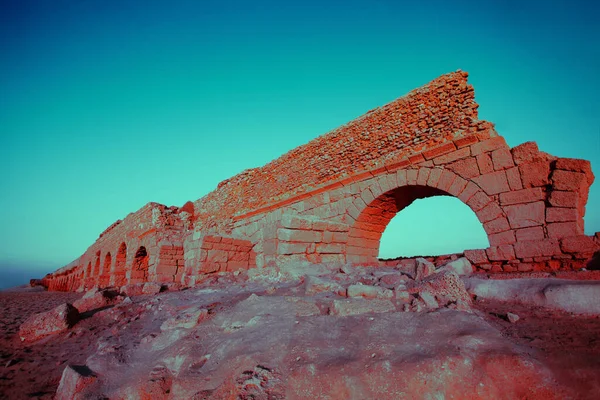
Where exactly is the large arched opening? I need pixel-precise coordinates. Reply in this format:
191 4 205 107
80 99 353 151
347 177 495 264
114 242 128 286
378 196 489 259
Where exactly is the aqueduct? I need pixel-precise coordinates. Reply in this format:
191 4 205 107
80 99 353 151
42 71 599 291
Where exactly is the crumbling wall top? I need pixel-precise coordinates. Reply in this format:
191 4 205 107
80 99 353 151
194 70 491 232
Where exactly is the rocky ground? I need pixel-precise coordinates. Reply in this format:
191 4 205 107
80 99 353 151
1 260 600 399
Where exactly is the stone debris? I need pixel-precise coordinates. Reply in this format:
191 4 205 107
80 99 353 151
438 257 473 276
507 312 520 323
416 257 436 280
120 284 145 297
73 288 123 313
142 282 164 295
19 303 79 342
419 291 440 310
55 365 98 400
330 298 396 316
347 284 393 299
304 276 344 296
466 278 600 316
160 307 209 331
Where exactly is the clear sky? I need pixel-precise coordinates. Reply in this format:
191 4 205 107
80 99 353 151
1 0 598 284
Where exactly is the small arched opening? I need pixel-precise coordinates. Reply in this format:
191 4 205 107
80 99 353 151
103 252 112 274
99 252 112 287
114 242 128 286
131 246 149 283
93 254 101 277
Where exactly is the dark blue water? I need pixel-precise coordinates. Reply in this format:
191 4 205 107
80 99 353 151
0 263 54 290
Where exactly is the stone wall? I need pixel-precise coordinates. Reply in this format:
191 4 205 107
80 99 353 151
43 202 194 291
193 71 491 233
42 71 599 292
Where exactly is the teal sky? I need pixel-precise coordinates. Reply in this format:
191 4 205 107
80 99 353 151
1 0 599 281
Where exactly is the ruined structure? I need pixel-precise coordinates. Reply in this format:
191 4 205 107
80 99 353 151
42 71 599 291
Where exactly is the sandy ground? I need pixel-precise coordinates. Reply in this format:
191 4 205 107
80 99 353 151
0 287 84 399
1 279 599 399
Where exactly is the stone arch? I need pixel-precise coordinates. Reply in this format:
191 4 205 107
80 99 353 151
346 167 506 264
103 252 112 274
99 252 112 287
130 246 149 284
86 261 92 278
378 196 489 258
93 254 101 277
113 242 128 286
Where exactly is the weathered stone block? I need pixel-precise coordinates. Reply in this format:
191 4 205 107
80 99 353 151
555 158 593 177
406 169 419 185
278 242 309 255
305 276 344 296
330 298 395 316
453 134 479 148
504 201 545 229
505 166 523 190
396 169 407 187
423 142 456 160
55 365 97 400
467 191 492 212
546 207 578 223
432 146 470 165
515 226 545 242
519 161 550 188
457 181 480 203
476 153 494 174
280 214 313 229
19 303 79 342
207 250 228 263
499 187 544 206
416 168 430 186
548 191 578 208
436 170 456 192
486 245 516 261
560 235 599 254
447 175 468 197
477 202 504 223
491 147 514 170
547 222 581 239
347 284 393 299
488 230 516 246
473 170 510 195
551 170 587 191
513 239 561 258
511 142 539 165
277 228 322 242
316 243 344 253
227 261 249 271
470 136 507 156
464 249 488 264
448 157 480 179
440 257 473 276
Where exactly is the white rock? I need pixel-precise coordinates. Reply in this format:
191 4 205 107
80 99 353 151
347 284 393 299
439 257 473 276
416 258 435 280
419 291 439 310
